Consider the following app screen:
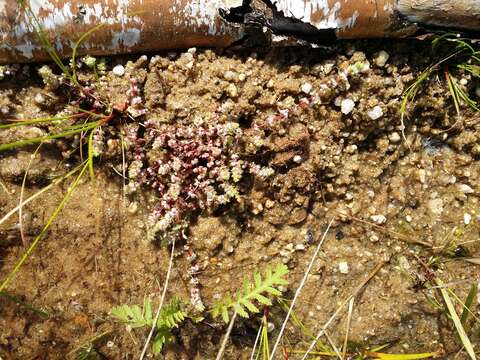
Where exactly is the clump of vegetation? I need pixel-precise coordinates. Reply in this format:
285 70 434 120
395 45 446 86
127 119 274 243
400 34 480 142
111 297 187 355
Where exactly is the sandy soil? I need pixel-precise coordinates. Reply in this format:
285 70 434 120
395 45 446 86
0 42 479 359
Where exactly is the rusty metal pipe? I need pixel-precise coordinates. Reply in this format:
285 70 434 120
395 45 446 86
1 0 479 64
0 0 245 63
269 0 480 38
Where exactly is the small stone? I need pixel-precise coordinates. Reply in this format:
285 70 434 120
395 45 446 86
128 202 138 214
226 83 238 98
323 62 334 74
417 169 427 184
252 203 263 215
370 214 387 224
295 244 306 251
106 341 114 348
224 70 236 81
459 78 468 86
389 131 401 143
458 183 474 194
464 213 472 225
373 50 390 67
183 52 194 62
341 99 355 115
187 47 197 54
238 73 246 81
301 82 313 94
428 198 444 216
338 261 349 274
34 93 46 105
265 199 275 209
293 155 303 163
112 64 125 77
345 144 357 154
370 234 379 242
367 106 383 120
405 215 412 223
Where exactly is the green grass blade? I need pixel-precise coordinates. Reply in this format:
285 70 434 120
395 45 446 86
0 115 80 129
0 161 89 292
372 352 439 360
87 128 96 179
436 279 477 360
460 283 478 326
0 291 49 318
0 122 100 152
19 2 73 82
71 23 106 84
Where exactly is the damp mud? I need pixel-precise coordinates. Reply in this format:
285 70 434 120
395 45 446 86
0 42 479 359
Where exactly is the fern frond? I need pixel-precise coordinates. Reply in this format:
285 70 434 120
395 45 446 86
111 297 187 354
110 304 148 328
212 264 289 323
157 297 187 329
152 328 173 355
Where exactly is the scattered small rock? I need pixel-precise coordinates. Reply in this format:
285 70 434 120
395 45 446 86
389 132 401 143
224 70 236 81
293 155 303 163
265 199 275 209
373 50 390 67
345 144 357 154
226 83 238 98
34 93 46 106
417 169 427 184
301 82 312 94
295 244 306 251
112 64 125 77
341 99 355 115
370 214 387 224
457 183 474 194
338 261 349 274
367 106 383 120
464 213 472 225
428 198 444 216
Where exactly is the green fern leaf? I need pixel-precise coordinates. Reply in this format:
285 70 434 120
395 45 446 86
235 303 250 318
111 297 187 354
221 306 230 323
242 299 260 314
157 297 186 329
211 263 289 323
111 304 148 328
143 298 153 324
254 293 272 306
152 329 171 355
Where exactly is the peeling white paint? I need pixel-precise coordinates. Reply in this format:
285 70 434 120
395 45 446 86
271 0 359 30
180 0 242 35
16 41 38 58
111 27 141 48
